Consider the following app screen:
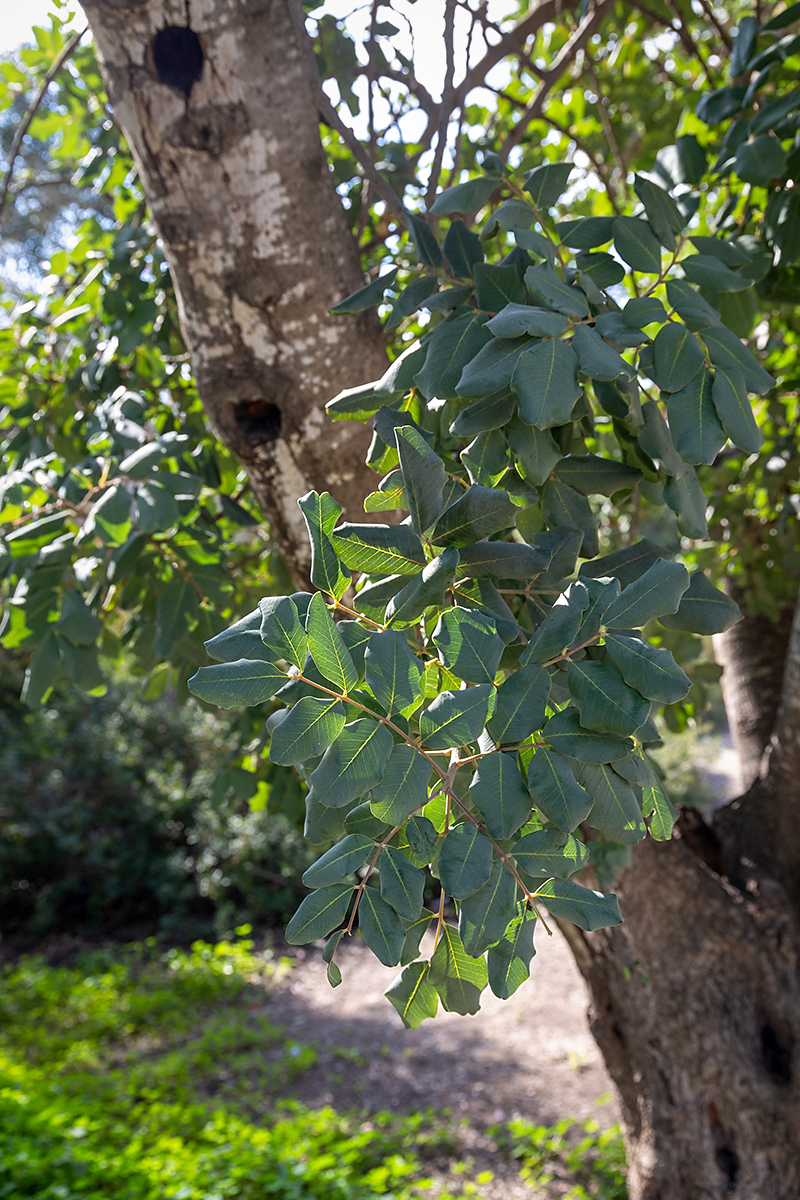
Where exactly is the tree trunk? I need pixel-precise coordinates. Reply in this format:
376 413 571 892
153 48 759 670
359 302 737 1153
82 0 386 584
560 598 800 1198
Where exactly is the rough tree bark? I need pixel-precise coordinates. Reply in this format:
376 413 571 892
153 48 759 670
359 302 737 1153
562 598 800 1200
80 3 800 1194
82 0 389 584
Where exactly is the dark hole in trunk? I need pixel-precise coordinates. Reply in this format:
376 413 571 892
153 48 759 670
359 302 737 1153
760 1021 793 1085
234 400 283 444
715 1146 739 1191
151 26 204 97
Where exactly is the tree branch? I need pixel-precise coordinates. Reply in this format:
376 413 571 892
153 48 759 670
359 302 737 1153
500 0 612 162
425 0 457 207
0 25 88 219
456 0 581 104
763 591 800 791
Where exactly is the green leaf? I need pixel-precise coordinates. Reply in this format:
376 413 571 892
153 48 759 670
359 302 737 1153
540 481 599 557
567 660 651 737
414 312 492 400
612 217 662 273
286 884 353 943
259 596 307 667
641 779 679 841
21 630 61 707
154 576 199 659
431 486 517 546
386 547 460 627
556 216 616 248
330 268 398 313
386 961 439 1028
430 924 488 1014
407 212 442 267
438 824 494 899
450 389 516 436
734 135 788 185
681 255 752 292
659 571 741 634
527 749 593 833
579 539 668 588
305 592 358 694
298 491 351 599
535 878 622 931
486 304 568 339
457 336 533 396
419 684 495 750
443 220 484 278
456 541 547 579
513 829 588 880
571 325 631 382
311 718 394 808
667 367 726 465
524 263 590 317
638 399 687 479
623 296 667 329
523 162 573 208
56 589 101 647
487 908 536 999
651 323 705 393
370 743 432 823
344 803 389 841
365 630 422 716
188 659 287 707
487 663 550 744
633 176 684 249
59 641 106 696
512 338 582 429
543 708 633 763
359 886 406 966
663 468 710 539
521 582 590 665
458 860 518 956
473 262 527 311
395 424 446 535
506 419 561 485
269 697 346 765
380 845 425 920
711 365 764 453
332 522 426 575
302 834 374 887
406 815 439 859
430 175 500 215
700 325 774 394
386 277 438 329
554 454 641 497
432 607 504 684
471 752 532 838
462 430 510 486
666 280 721 331
605 634 691 704
603 558 690 628
580 762 647 844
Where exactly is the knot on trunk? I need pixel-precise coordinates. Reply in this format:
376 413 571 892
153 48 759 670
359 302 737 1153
168 104 250 154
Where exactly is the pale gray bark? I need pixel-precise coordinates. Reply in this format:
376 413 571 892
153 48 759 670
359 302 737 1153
82 0 387 584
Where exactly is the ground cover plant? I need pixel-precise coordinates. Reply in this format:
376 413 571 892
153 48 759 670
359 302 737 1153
0 936 625 1199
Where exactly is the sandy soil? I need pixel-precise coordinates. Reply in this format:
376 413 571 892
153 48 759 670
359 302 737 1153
260 926 619 1196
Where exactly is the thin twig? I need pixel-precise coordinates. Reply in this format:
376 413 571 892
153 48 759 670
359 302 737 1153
425 0 457 208
0 25 88 219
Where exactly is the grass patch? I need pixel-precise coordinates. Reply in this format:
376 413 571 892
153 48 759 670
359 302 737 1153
490 1115 627 1199
0 936 458 1199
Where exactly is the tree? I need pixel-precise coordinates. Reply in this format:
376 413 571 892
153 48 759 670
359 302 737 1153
3 2 800 1197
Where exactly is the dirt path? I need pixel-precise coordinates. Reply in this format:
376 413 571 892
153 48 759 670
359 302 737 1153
261 926 618 1195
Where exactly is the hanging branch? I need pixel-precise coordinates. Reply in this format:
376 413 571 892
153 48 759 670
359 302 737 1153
0 25 88 220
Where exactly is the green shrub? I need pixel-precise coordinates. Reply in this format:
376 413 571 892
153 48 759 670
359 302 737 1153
491 1114 627 1199
0 654 311 938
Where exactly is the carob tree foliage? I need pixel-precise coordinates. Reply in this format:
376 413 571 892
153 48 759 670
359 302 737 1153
189 160 762 1020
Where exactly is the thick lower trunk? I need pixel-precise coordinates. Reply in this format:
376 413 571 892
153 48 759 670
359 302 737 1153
561 834 800 1200
83 0 385 584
